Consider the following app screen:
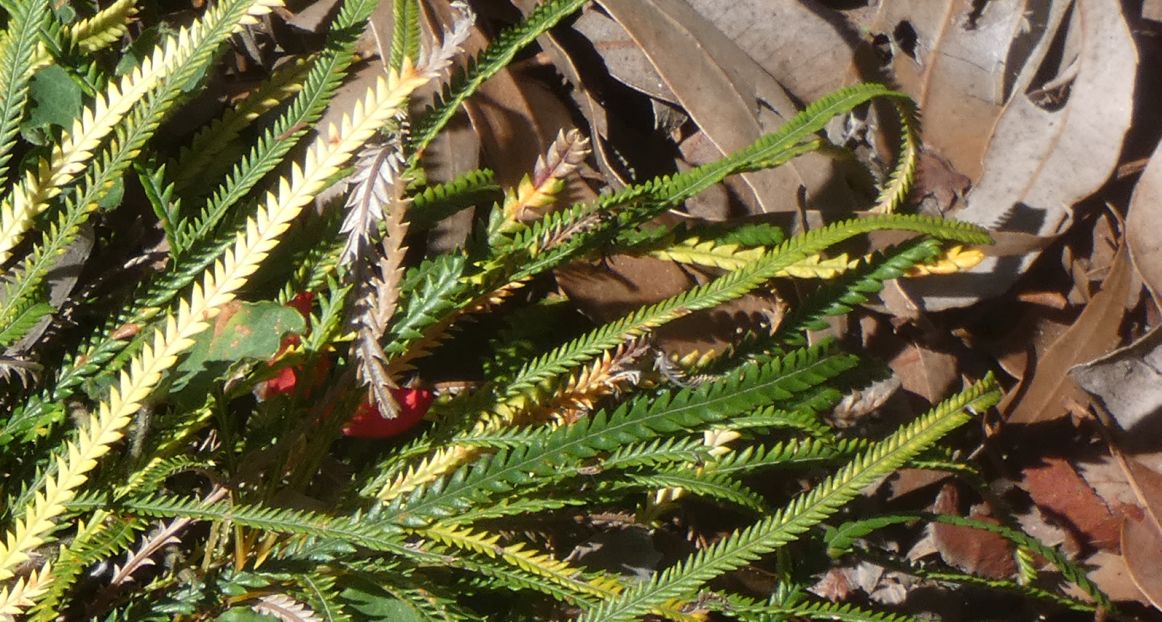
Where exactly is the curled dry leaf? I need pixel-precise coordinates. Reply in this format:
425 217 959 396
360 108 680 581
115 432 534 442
1110 451 1162 610
1122 515 1162 610
571 8 677 104
907 0 1137 309
594 0 862 215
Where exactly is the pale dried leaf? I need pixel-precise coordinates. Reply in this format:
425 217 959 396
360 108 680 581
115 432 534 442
417 1 474 77
341 137 405 265
1145 0 1162 22
911 0 1137 309
1113 448 1162 611
286 0 343 33
692 0 857 104
572 9 677 104
869 0 1051 181
1127 137 1162 305
1072 326 1162 432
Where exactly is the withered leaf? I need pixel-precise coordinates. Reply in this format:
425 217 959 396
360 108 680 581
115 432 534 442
1127 137 1162 305
908 0 1137 309
1004 240 1135 425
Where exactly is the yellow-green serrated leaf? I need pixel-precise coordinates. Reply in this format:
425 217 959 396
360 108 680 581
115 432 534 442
776 253 857 279
650 238 766 270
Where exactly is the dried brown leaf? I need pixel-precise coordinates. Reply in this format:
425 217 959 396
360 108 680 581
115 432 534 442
1127 138 1162 305
690 0 858 104
524 19 627 189
1020 456 1121 553
1121 514 1162 610
572 9 677 104
931 483 1017 579
1118 455 1162 529
1003 239 1134 425
594 0 861 215
888 341 958 404
869 0 1047 181
1113 451 1162 611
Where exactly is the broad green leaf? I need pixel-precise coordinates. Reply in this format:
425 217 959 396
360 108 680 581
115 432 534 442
168 300 305 400
20 65 82 145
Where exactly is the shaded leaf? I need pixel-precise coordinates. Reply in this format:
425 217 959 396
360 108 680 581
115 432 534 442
20 65 83 144
931 483 1016 579
1122 514 1162 611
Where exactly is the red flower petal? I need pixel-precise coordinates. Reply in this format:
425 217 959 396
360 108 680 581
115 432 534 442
288 291 316 317
258 367 298 399
342 388 434 439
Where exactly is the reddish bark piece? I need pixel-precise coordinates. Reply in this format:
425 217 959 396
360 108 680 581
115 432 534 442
931 483 1016 579
343 388 434 439
1021 456 1121 552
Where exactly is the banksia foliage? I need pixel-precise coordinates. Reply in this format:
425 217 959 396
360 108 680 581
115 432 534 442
0 1 1105 619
